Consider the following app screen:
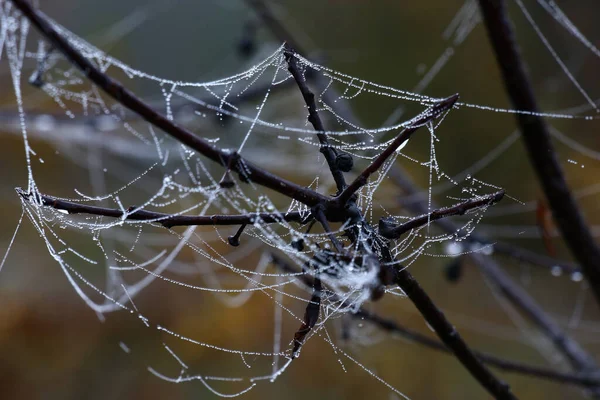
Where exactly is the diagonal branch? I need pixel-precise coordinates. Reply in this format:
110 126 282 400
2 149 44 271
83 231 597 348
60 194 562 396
285 46 347 193
389 167 599 379
477 0 600 308
388 168 580 274
9 0 328 208
335 94 459 206
380 190 505 240
271 254 600 388
18 189 307 229
244 0 359 126
392 265 515 399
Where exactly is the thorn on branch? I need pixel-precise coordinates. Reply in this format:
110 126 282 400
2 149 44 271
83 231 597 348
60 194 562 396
228 224 247 247
219 151 248 188
291 238 305 251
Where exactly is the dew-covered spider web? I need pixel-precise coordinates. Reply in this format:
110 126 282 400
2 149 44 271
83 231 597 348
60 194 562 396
1 0 600 398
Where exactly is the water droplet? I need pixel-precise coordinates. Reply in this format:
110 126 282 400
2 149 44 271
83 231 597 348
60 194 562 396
551 265 562 277
570 271 583 282
96 115 118 131
444 241 463 256
34 114 55 132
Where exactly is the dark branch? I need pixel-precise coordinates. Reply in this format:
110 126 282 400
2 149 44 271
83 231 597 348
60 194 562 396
335 94 459 206
393 266 515 399
292 269 322 358
17 189 307 229
388 168 580 274
477 0 600 307
285 46 347 193
388 167 599 377
271 254 599 387
312 205 344 253
9 0 328 208
380 190 505 240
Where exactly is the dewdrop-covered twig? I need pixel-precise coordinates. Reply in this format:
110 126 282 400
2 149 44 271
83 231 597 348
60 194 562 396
16 189 308 229
379 190 505 240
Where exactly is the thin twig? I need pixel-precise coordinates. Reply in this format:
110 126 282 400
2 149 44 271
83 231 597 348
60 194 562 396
380 190 505 239
244 0 359 126
18 189 306 229
285 46 347 193
477 0 600 307
335 94 459 206
388 167 580 274
312 205 344 253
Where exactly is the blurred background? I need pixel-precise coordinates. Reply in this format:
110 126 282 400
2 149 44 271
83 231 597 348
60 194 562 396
1 0 600 399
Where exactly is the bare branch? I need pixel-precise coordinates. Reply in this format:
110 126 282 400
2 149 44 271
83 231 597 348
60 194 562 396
18 189 306 229
271 254 600 387
477 0 600 307
388 167 599 378
380 190 505 240
9 0 328 208
393 265 515 399
388 167 580 274
285 46 347 193
335 94 459 206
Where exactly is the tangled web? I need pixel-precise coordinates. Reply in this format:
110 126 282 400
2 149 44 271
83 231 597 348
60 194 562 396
1 0 600 397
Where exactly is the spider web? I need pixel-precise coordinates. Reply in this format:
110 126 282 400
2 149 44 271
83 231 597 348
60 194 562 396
0 0 599 398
